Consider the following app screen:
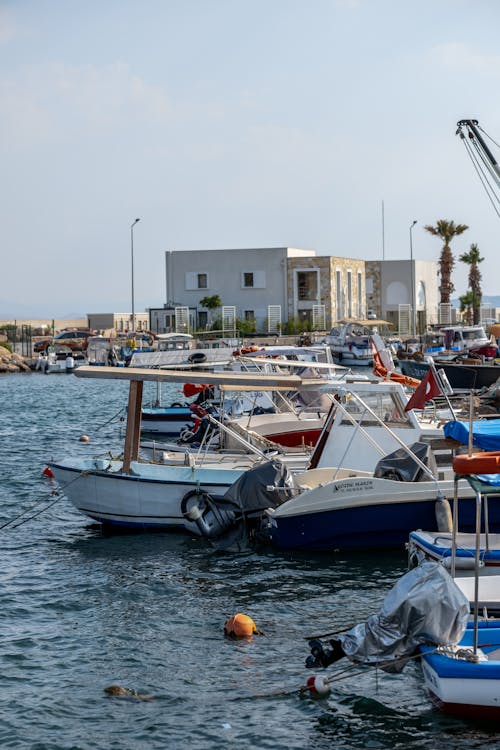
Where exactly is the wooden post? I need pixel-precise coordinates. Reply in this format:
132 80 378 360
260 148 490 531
122 380 143 474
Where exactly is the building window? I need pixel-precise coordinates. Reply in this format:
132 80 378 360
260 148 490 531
241 270 265 289
185 271 209 290
347 271 352 317
244 310 255 321
297 270 318 301
357 272 363 318
198 311 208 329
336 270 342 320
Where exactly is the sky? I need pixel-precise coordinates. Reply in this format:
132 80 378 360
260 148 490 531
1 0 500 319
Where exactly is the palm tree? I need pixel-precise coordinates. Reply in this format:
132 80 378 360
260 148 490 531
199 294 222 329
424 220 469 304
459 290 474 326
459 243 484 324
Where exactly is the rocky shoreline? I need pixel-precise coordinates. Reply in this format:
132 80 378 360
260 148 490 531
0 346 32 374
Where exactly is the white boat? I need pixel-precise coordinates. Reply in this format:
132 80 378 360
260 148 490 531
47 456 245 528
323 319 392 366
35 346 84 374
47 366 317 530
263 380 483 551
419 464 500 719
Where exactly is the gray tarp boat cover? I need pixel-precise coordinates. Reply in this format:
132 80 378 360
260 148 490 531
222 459 295 513
338 561 469 673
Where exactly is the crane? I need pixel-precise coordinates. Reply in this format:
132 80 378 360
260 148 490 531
456 118 500 218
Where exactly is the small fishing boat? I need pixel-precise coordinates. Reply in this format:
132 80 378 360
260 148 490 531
408 529 500 572
323 319 392 366
419 455 500 719
35 346 83 374
46 366 317 530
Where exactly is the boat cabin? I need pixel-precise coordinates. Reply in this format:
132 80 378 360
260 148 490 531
156 333 194 352
440 326 489 352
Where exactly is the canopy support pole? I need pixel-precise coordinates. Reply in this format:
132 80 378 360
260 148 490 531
123 380 143 474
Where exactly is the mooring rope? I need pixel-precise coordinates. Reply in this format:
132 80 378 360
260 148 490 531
0 469 91 531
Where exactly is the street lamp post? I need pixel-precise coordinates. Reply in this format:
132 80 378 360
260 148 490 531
130 218 140 335
409 220 417 336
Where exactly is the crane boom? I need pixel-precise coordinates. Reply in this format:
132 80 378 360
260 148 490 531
456 118 500 217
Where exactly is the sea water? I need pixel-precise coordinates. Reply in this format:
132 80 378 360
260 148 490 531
0 373 497 749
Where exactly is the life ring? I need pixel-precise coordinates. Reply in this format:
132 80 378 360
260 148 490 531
453 451 500 475
188 352 207 364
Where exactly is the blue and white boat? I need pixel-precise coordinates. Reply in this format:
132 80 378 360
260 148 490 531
408 529 500 572
419 464 500 719
420 622 500 719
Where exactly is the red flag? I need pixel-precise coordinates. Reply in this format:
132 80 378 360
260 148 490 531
404 369 441 411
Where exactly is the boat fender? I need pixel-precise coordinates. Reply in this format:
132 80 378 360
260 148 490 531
305 675 331 697
435 497 453 533
442 556 484 570
43 466 54 478
453 451 500 475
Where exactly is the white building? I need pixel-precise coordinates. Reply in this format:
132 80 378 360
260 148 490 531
365 260 439 334
155 247 315 333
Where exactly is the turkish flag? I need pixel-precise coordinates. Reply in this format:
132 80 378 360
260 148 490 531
404 368 442 411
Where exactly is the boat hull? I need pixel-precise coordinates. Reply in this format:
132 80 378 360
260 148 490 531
140 406 194 436
399 358 500 390
408 530 500 570
267 474 483 551
48 459 244 529
420 626 500 719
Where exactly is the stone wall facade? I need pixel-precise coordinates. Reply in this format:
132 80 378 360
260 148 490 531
287 256 366 329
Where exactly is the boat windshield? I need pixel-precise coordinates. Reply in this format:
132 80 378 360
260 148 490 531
462 328 487 341
340 391 412 428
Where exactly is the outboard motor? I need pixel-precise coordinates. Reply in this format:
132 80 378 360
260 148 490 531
181 460 296 549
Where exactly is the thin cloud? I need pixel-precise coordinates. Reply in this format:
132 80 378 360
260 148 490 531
0 62 173 146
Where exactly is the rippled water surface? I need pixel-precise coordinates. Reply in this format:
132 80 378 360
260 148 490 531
1 373 499 749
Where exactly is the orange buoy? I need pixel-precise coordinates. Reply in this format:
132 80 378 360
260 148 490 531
453 451 500 476
224 613 261 638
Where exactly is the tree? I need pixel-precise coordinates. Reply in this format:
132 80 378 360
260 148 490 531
459 243 484 324
424 220 469 304
459 290 474 326
199 294 222 328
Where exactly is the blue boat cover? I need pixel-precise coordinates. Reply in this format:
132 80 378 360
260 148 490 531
444 419 500 451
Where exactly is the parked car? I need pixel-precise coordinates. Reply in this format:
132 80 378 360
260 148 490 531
53 330 93 351
34 338 52 353
34 330 93 354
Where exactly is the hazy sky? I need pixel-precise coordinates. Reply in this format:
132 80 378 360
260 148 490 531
1 0 500 319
